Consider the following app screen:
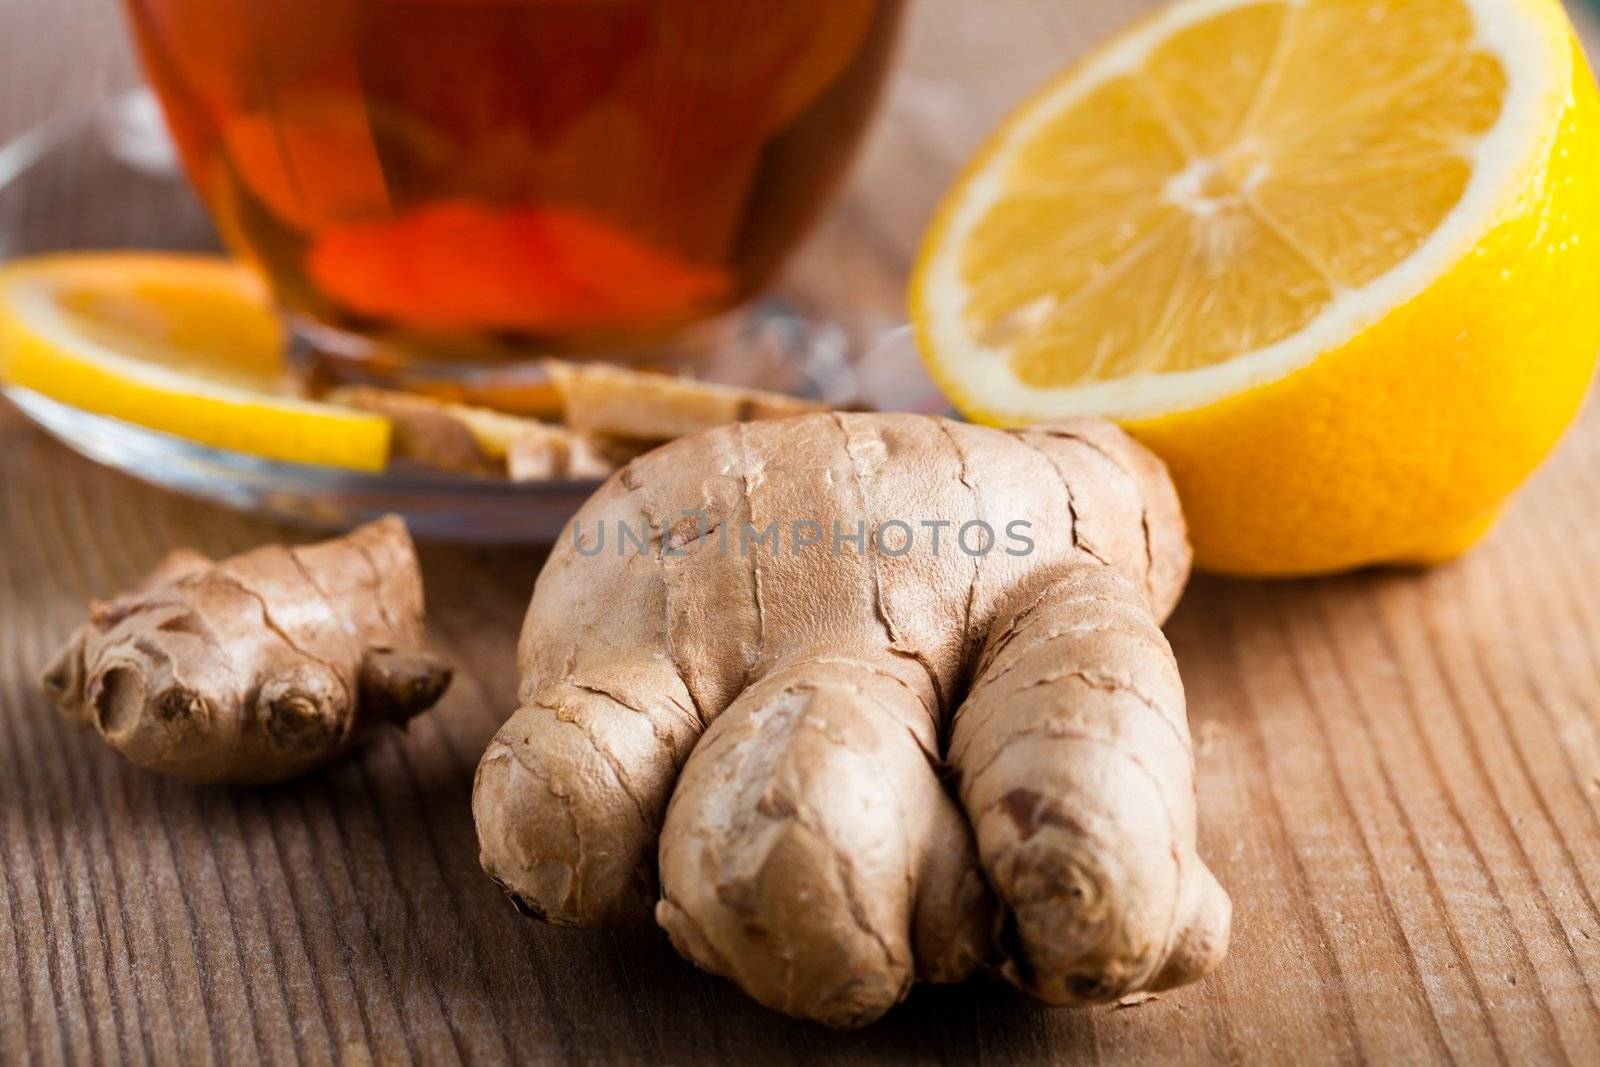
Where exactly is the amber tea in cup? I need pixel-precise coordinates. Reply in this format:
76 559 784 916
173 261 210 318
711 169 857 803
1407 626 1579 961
123 0 905 363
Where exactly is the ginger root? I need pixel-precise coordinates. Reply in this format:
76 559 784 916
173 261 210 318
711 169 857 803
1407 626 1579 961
473 412 1229 1026
326 367 827 483
328 386 616 481
43 516 451 784
545 359 828 442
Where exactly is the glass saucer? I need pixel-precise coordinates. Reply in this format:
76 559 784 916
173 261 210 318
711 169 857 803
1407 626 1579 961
0 89 945 543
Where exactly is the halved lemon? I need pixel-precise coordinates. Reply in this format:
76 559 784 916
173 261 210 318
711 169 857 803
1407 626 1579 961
912 0 1600 575
0 253 390 470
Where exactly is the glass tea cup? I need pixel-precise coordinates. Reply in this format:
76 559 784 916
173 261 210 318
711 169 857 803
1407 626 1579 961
121 0 907 385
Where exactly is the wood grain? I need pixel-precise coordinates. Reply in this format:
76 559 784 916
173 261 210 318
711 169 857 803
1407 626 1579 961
6 1 1600 1063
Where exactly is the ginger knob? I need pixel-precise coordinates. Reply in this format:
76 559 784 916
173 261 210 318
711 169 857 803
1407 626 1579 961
43 516 451 784
473 413 1228 1026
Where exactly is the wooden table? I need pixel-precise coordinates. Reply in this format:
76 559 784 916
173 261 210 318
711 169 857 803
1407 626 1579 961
6 1 1600 1063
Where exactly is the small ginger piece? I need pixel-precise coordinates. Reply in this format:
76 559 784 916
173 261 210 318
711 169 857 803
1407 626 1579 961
545 359 827 442
329 386 616 481
504 421 616 482
473 412 1229 1027
43 516 451 784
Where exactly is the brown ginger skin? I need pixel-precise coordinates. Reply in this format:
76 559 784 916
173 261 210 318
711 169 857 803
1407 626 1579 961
473 412 1229 1027
43 516 451 785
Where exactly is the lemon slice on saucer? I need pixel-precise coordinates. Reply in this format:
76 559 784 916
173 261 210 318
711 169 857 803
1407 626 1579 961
0 253 389 470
